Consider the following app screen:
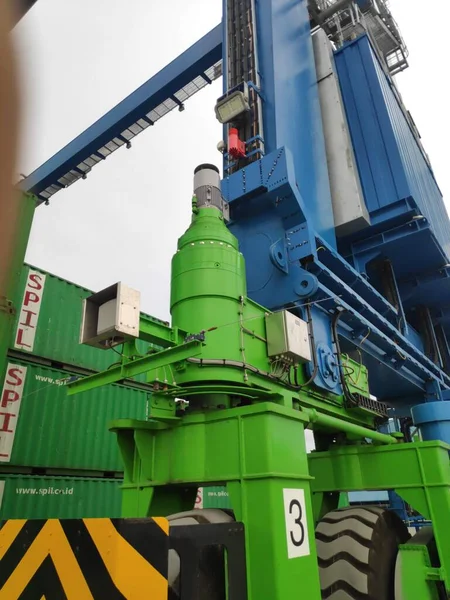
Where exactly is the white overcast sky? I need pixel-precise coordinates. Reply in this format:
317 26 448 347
13 0 450 322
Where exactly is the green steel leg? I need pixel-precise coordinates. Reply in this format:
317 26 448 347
0 192 35 380
111 403 322 600
308 441 450 593
225 414 320 600
396 543 442 600
311 491 340 522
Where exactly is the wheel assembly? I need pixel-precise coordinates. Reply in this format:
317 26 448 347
316 506 410 599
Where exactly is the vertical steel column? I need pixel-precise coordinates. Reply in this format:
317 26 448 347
240 0 335 246
112 404 322 600
226 410 321 599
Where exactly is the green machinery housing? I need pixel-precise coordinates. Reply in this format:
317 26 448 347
67 165 450 599
3 1 449 598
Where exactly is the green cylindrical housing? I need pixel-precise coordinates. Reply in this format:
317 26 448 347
168 165 269 396
170 206 248 361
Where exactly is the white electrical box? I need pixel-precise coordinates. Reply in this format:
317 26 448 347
80 282 140 349
265 311 311 363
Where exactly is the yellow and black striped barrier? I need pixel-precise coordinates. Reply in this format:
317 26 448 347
0 517 169 599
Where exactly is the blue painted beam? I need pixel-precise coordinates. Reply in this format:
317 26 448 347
19 23 223 204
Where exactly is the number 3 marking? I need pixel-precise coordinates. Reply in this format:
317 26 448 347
289 498 305 547
283 489 310 559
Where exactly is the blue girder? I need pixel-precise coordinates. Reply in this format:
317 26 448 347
19 24 223 205
222 144 449 402
21 0 450 408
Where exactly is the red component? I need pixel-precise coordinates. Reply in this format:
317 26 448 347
228 128 246 159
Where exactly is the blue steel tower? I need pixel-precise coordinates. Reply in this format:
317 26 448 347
216 0 450 443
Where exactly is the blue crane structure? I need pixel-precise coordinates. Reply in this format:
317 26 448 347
3 1 449 597
19 0 450 442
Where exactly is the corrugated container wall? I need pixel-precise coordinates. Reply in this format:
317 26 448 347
0 475 122 519
0 359 148 472
335 35 450 259
10 264 154 376
196 487 350 510
196 486 232 510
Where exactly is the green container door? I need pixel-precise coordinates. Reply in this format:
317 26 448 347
10 264 152 375
0 358 148 471
0 475 122 519
196 486 232 510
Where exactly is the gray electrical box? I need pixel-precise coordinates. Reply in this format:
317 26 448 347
265 311 311 363
80 282 140 349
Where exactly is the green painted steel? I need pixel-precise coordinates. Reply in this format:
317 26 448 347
0 474 122 519
0 195 36 400
396 540 442 599
308 442 450 594
112 403 322 599
338 491 349 507
10 263 153 375
170 206 247 345
0 357 148 471
68 198 449 597
69 207 378 431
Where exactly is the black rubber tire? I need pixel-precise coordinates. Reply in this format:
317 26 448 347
315 505 410 599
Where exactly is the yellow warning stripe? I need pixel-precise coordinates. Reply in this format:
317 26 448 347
0 520 26 561
84 519 168 599
153 516 169 535
0 521 93 600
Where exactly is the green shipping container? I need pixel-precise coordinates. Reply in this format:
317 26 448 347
0 474 122 520
0 358 148 471
197 486 232 510
196 488 348 512
10 264 160 375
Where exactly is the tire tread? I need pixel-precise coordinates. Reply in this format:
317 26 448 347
316 506 409 600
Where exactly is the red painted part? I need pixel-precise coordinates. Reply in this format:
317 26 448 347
228 128 246 159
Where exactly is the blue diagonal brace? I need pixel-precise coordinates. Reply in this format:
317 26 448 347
19 23 223 205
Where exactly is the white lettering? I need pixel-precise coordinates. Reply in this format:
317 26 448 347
34 374 67 386
15 486 74 496
14 269 46 352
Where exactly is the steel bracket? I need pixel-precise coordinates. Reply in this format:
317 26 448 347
148 394 179 422
269 239 289 273
0 297 15 315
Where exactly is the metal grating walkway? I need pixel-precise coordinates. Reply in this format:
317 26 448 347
40 61 222 203
19 25 223 205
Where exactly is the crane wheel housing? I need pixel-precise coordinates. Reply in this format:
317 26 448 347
316 505 410 599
